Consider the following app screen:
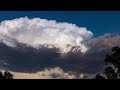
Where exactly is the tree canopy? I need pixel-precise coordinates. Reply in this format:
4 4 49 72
0 70 13 79
95 46 120 79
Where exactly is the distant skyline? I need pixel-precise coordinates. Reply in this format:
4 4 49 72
0 11 120 36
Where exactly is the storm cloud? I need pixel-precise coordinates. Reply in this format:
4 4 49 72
0 17 93 53
0 17 120 79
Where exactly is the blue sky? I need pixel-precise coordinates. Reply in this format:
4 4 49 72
0 11 120 36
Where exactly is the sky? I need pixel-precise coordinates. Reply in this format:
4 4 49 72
0 11 120 36
0 11 120 79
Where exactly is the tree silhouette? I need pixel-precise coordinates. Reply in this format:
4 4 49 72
95 73 105 79
104 67 118 79
0 70 13 79
0 71 3 79
95 46 120 79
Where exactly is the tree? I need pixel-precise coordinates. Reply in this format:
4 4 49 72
104 67 118 79
95 46 120 79
0 70 13 79
0 71 3 79
95 73 105 79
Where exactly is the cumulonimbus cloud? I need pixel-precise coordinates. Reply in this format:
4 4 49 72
0 17 93 53
0 17 120 79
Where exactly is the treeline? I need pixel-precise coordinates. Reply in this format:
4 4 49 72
95 46 120 79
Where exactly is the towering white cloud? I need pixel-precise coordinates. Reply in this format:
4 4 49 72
0 17 93 53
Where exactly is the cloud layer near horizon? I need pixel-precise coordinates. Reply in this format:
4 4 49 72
1 67 95 79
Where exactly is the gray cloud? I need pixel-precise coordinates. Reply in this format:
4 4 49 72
86 34 120 55
0 39 105 74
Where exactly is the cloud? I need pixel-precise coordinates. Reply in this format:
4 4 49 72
1 67 85 79
0 17 93 53
0 40 104 74
86 34 120 56
0 17 120 79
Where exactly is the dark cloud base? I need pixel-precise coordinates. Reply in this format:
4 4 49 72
0 41 104 74
0 34 120 74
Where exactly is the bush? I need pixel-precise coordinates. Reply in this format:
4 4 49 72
0 70 13 79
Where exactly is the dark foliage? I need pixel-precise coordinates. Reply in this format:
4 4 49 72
104 67 118 79
95 46 120 79
95 73 105 79
0 70 13 79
